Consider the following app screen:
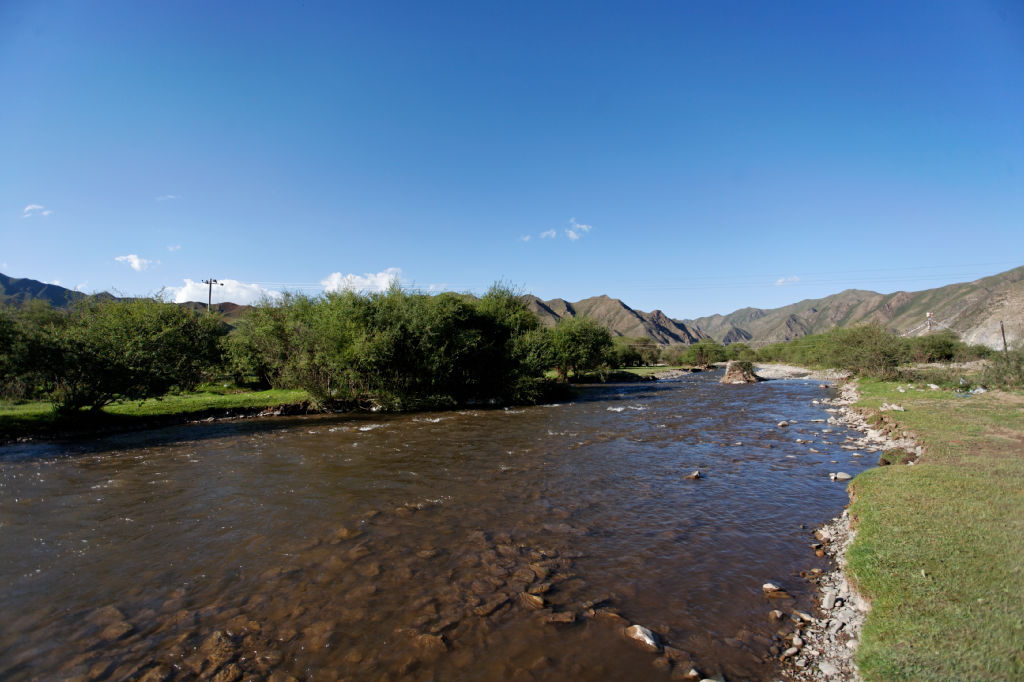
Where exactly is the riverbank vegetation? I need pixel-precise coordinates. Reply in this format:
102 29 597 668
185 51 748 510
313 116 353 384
0 286 622 435
4 289 1021 443
0 386 310 442
847 379 1024 680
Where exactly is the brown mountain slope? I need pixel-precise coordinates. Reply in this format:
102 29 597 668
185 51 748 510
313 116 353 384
684 265 1024 349
523 294 706 345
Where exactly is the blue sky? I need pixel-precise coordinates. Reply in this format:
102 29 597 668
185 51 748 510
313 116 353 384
2 1 1022 319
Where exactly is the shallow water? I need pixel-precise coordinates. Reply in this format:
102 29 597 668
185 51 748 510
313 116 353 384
0 371 874 681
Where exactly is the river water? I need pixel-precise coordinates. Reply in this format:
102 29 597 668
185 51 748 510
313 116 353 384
0 372 874 681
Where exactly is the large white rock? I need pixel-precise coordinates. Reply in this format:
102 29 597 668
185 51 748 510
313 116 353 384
624 624 660 651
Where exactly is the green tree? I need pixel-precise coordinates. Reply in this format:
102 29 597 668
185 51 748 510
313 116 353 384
550 316 614 381
612 337 642 367
227 283 556 410
724 342 757 362
660 344 688 366
683 339 726 369
40 297 226 412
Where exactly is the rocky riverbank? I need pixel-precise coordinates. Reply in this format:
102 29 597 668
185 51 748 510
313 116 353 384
777 380 922 681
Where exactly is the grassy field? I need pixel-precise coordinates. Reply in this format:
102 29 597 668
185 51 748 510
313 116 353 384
848 379 1024 680
0 387 310 442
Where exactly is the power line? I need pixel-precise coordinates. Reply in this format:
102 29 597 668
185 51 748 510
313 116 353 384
201 278 223 311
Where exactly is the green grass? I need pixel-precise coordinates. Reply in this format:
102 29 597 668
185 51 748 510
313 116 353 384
0 387 310 441
847 379 1024 680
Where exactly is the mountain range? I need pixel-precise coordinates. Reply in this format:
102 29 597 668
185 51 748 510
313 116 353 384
3 266 1022 350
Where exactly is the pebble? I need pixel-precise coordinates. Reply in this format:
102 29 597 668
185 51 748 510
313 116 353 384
819 660 840 676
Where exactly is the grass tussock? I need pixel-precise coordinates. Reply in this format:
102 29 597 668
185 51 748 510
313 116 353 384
847 379 1024 681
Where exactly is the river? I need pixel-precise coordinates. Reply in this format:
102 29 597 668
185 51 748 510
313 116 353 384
0 371 874 681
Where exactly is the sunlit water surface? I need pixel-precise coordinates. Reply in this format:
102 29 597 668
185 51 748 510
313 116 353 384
0 372 874 681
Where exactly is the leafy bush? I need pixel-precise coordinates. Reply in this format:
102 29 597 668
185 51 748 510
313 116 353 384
0 301 68 401
724 342 757 362
228 284 556 409
982 349 1024 390
550 316 614 381
36 297 226 412
682 339 726 368
612 337 659 367
754 324 903 378
659 344 688 366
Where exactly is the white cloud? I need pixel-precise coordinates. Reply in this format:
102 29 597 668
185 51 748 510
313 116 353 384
169 279 281 305
23 204 52 218
521 235 532 242
115 254 154 271
321 268 402 293
540 229 557 239
565 217 592 241
156 194 178 202
45 279 61 286
775 275 800 286
167 244 182 252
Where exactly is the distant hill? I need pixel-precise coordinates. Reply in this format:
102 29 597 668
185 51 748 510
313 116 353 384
4 266 1022 349
176 301 251 328
0 273 93 308
0 274 248 327
682 265 1024 350
524 294 707 345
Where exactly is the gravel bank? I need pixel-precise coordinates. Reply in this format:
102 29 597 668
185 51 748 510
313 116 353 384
752 364 854 382
779 381 922 681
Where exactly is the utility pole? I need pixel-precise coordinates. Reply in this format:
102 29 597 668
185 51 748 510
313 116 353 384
202 278 223 312
1001 321 1008 354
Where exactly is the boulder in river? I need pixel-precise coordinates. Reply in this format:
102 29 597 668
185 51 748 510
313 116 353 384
624 624 661 651
720 360 762 384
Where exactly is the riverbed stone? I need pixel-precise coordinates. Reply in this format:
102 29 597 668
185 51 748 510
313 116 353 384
99 620 134 641
473 595 510 617
88 605 127 626
137 664 174 682
819 660 840 676
415 633 448 659
545 610 577 624
625 624 660 651
211 663 243 682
